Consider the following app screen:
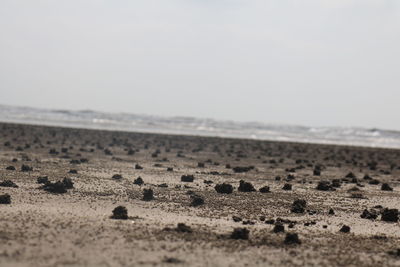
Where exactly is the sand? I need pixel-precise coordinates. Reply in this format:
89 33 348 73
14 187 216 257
1 122 400 266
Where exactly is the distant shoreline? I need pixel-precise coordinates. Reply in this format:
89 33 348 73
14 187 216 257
1 104 400 150
1 121 399 152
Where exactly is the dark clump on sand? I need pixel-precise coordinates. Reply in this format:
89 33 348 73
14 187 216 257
232 166 254 173
190 195 204 207
369 179 380 185
381 209 399 222
112 174 123 180
41 181 68 194
215 183 233 194
291 199 307 214
273 224 285 233
388 249 400 258
21 165 33 172
238 180 256 192
340 225 351 233
232 216 242 222
181 175 194 182
0 180 18 188
6 166 15 171
361 209 378 220
142 189 154 201
163 257 183 264
111 206 128 220
316 181 334 191
70 159 81 165
282 183 292 190
134 177 144 185
0 194 11 204
313 169 321 176
381 183 393 191
265 219 275 224
37 176 49 184
230 228 249 240
176 223 192 233
331 179 342 188
259 186 270 193
284 233 301 245
135 164 143 170
62 178 74 189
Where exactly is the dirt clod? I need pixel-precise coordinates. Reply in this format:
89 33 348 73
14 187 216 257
381 208 399 222
284 233 301 245
112 174 122 180
381 183 393 191
215 183 233 194
282 183 292 190
238 180 256 192
176 223 192 233
181 175 194 182
230 228 249 240
21 165 33 172
259 186 270 193
134 177 144 185
111 206 128 220
190 195 204 207
0 194 11 204
142 188 154 201
42 181 67 194
340 225 351 233
273 224 285 233
291 199 307 213
0 180 18 188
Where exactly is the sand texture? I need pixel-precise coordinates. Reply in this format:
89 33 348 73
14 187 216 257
1 122 400 267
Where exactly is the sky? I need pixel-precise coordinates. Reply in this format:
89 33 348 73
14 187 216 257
0 0 399 130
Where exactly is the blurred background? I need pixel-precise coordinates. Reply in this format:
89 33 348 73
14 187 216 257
1 0 399 147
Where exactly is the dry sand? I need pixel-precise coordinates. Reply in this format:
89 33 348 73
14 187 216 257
1 122 400 266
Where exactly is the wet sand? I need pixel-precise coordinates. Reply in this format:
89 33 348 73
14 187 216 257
1 122 400 267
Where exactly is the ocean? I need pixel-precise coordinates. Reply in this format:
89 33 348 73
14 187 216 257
1 104 399 149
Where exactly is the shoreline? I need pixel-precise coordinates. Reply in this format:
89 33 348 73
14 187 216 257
1 120 399 152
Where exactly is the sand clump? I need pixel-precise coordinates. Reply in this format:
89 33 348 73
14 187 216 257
291 199 307 214
381 209 399 222
215 183 233 194
134 177 144 185
181 175 194 182
238 180 256 192
111 206 128 220
230 228 249 240
0 193 11 204
0 180 18 188
284 233 301 245
142 189 154 201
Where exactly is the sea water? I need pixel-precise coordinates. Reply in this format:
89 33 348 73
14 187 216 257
1 104 400 149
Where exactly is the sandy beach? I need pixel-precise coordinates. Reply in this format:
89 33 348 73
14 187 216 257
1 122 400 267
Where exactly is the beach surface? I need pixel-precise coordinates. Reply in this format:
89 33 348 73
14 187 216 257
1 122 400 267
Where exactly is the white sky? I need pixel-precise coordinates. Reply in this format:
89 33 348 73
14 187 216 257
1 0 399 129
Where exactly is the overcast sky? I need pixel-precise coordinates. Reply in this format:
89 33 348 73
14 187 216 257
0 0 399 129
